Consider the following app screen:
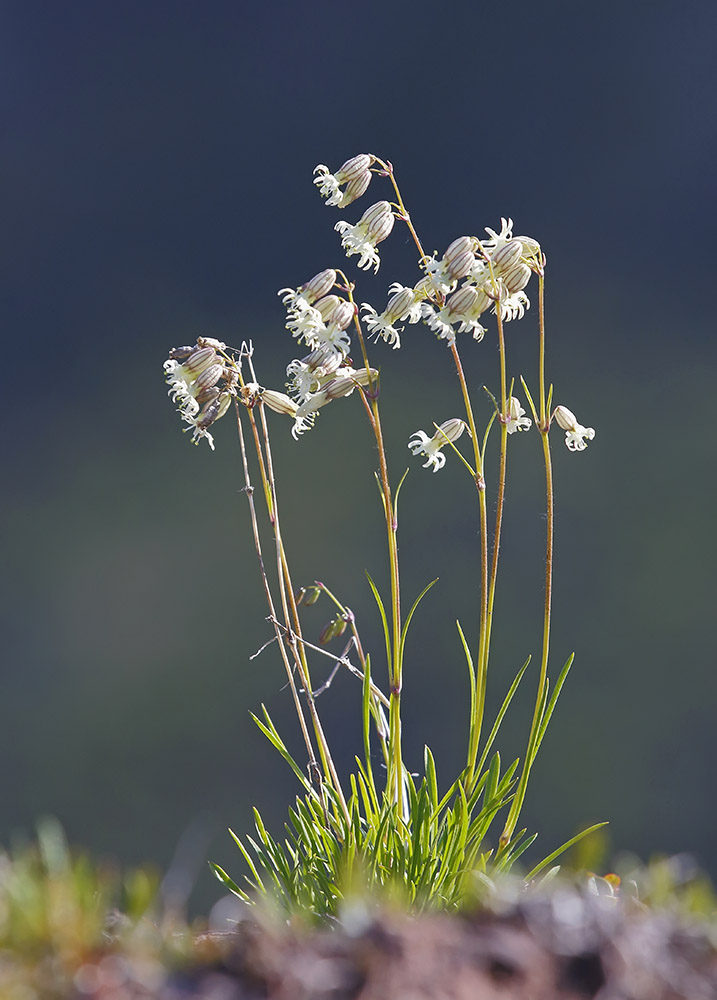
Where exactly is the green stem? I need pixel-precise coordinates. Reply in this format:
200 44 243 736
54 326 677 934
500 276 552 845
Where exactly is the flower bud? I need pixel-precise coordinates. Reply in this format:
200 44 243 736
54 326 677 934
335 153 373 183
300 269 336 304
502 261 531 293
340 169 372 207
360 201 395 245
491 240 523 273
319 616 347 643
303 585 321 606
261 389 299 416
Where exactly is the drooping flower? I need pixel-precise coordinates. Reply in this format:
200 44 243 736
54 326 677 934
553 405 595 451
181 392 232 450
163 341 237 449
505 397 531 434
313 154 375 208
291 367 378 440
421 285 491 344
408 418 467 472
360 283 423 349
334 201 395 273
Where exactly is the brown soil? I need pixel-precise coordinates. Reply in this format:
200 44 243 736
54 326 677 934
71 887 717 999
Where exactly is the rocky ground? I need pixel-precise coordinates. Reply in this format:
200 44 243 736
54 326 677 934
66 884 717 1000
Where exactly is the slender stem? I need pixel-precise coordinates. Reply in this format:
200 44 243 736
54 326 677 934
243 390 349 822
500 279 553 845
350 302 404 814
233 400 319 790
538 273 547 428
449 342 489 784
483 309 509 672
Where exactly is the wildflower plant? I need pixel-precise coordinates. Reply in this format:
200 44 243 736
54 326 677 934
162 153 603 915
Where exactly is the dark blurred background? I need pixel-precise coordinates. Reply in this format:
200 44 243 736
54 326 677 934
3 0 716 912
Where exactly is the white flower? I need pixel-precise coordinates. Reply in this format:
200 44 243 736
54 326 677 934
313 166 343 206
421 284 490 344
497 289 530 322
180 392 232 450
313 155 374 207
408 418 467 472
387 283 424 324
553 405 595 451
361 303 402 348
505 397 531 434
334 201 394 273
419 255 455 297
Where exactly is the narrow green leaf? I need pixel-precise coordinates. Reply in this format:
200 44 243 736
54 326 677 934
399 579 439 662
524 822 610 881
392 467 410 520
424 745 439 812
476 656 531 775
229 827 266 890
455 621 477 770
210 863 250 901
533 653 575 759
251 708 312 791
365 572 392 675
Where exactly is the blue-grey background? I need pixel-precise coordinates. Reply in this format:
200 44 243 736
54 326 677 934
3 0 716 911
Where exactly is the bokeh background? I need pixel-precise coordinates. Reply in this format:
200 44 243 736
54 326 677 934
3 0 716 913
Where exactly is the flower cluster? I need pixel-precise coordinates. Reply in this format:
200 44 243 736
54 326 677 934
417 221 542 345
163 338 237 449
279 268 379 438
